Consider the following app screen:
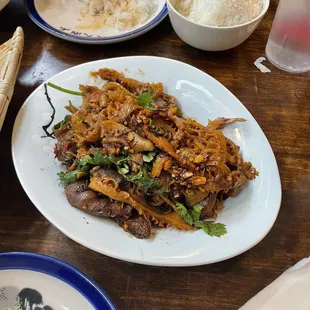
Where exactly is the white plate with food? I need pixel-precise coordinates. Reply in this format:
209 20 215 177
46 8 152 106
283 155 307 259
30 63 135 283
25 0 167 44
12 56 281 266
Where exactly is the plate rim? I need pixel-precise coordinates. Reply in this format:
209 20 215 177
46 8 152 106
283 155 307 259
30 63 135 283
0 252 117 310
12 56 282 267
24 0 168 44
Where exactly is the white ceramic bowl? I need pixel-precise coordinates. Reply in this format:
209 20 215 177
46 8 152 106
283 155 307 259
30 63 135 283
167 0 270 51
0 0 10 11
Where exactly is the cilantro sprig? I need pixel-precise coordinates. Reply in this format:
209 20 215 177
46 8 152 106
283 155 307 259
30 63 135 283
58 164 91 187
128 88 156 109
139 89 154 109
175 202 194 226
175 202 227 237
117 166 159 193
142 151 156 163
137 172 160 193
79 151 114 166
194 221 227 238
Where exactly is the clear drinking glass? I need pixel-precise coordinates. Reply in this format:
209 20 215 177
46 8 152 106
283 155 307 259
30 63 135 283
265 0 310 73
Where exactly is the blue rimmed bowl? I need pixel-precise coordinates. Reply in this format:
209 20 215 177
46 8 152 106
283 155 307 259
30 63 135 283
24 0 168 44
0 252 116 310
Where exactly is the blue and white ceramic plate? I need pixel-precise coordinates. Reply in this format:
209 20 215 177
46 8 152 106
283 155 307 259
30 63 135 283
0 252 116 310
24 0 167 44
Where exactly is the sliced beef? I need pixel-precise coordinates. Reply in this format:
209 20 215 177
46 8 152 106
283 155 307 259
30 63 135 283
54 129 76 164
200 193 217 220
65 180 152 238
90 168 124 184
65 180 130 218
123 217 151 239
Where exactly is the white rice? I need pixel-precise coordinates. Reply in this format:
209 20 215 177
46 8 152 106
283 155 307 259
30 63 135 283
174 0 264 27
78 0 157 32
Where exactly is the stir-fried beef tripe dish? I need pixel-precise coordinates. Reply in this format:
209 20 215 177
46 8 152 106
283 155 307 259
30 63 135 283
51 68 258 239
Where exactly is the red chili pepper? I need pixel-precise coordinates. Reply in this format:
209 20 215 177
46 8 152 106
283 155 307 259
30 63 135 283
61 142 71 153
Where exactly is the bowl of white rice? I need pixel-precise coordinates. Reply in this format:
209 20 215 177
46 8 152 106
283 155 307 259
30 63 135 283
167 0 269 51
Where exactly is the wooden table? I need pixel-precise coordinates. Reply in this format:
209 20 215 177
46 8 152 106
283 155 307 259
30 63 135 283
1 1 310 309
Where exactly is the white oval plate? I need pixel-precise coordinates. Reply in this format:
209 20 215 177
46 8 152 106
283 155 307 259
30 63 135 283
25 0 167 44
12 56 282 266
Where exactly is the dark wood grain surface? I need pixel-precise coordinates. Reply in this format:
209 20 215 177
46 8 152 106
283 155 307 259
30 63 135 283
1 0 310 309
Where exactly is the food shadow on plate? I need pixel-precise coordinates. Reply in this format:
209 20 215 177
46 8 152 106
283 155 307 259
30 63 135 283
0 286 53 310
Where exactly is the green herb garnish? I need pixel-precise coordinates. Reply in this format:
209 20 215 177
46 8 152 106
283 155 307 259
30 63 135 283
53 115 70 131
58 150 130 187
142 151 156 163
57 171 77 187
48 82 84 96
189 204 204 222
125 89 156 109
117 160 158 193
139 89 154 108
66 100 79 114
57 164 91 187
57 148 159 194
125 170 143 181
79 150 113 166
194 221 227 237
118 167 129 175
175 202 194 225
175 202 227 237
155 184 168 196
124 167 159 193
138 175 160 193
112 155 129 164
